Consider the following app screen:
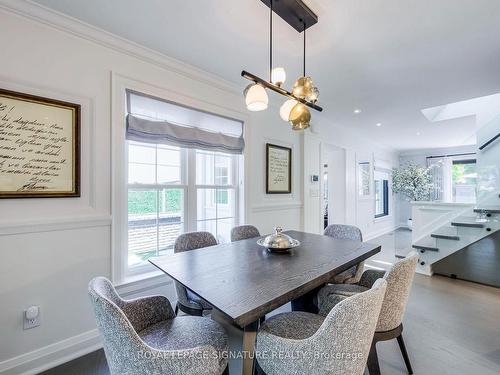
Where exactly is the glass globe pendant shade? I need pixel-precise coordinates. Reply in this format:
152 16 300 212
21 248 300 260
289 103 311 130
292 76 314 99
280 99 298 121
244 83 268 111
307 86 320 103
271 67 287 87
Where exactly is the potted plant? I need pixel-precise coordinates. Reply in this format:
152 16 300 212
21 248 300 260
392 163 433 229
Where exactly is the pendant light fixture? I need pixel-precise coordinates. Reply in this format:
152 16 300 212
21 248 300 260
244 83 268 111
242 0 322 131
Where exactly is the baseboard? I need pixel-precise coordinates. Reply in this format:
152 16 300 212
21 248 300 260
0 329 102 375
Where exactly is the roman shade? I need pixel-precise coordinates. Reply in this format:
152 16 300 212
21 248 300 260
126 90 245 154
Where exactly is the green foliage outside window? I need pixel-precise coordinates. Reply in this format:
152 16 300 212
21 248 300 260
216 190 228 204
128 189 182 214
452 163 477 185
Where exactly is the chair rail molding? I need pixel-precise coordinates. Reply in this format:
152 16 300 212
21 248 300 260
251 201 303 212
0 214 112 236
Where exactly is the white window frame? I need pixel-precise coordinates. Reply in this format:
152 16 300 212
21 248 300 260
126 143 188 273
111 74 249 283
373 169 390 218
126 145 239 276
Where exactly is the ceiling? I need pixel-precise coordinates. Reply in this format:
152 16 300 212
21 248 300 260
32 0 500 151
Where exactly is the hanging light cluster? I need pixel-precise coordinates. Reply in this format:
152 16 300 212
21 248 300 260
241 0 322 131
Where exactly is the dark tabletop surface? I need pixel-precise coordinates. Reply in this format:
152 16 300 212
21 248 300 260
149 230 381 327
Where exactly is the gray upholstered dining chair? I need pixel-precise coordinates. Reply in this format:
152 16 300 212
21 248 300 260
230 224 260 242
174 231 217 316
317 251 419 375
255 279 387 375
88 277 229 375
324 224 365 284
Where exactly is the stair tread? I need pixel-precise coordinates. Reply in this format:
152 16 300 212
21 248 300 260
473 206 500 213
451 216 486 228
412 238 439 251
431 227 460 240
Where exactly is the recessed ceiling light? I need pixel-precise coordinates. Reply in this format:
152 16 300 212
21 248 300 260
354 109 362 114
376 123 382 127
416 131 421 136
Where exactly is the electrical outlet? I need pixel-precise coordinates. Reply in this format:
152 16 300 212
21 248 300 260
23 306 40 330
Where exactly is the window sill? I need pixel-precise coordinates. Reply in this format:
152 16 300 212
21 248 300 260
373 215 392 223
115 270 172 297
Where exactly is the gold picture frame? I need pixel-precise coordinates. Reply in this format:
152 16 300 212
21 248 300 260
0 88 80 198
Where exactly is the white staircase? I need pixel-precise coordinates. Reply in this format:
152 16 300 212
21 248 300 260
414 200 500 275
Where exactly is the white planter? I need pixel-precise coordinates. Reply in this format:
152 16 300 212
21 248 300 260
407 218 413 230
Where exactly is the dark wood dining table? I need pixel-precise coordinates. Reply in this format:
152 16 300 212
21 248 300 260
149 230 381 375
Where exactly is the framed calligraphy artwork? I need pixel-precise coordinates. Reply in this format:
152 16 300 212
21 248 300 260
0 88 80 198
266 143 292 194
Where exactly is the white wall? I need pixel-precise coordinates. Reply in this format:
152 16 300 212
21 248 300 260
303 121 400 240
0 3 303 373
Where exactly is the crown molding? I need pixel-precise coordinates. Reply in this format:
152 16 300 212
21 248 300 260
0 0 241 96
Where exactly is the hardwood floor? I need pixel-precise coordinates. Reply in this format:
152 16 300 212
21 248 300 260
39 349 109 375
39 273 500 375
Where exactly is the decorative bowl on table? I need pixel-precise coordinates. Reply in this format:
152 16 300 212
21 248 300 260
257 227 300 253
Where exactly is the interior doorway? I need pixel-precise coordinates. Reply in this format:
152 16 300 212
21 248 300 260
321 143 347 228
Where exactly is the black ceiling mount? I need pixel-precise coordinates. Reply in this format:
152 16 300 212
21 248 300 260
260 0 318 32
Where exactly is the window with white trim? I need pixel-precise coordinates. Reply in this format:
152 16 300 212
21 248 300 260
125 90 242 271
374 169 390 218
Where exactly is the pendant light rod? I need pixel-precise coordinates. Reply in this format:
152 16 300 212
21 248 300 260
241 70 323 112
303 21 306 77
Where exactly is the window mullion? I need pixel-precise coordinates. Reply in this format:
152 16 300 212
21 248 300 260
187 149 197 232
155 145 160 257
214 155 218 239
233 154 239 225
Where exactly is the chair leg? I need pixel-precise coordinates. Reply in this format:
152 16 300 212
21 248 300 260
367 341 381 375
397 334 413 374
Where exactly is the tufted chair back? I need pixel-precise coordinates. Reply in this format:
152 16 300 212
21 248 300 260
324 224 363 241
377 251 419 331
324 224 364 284
230 225 261 242
174 232 217 312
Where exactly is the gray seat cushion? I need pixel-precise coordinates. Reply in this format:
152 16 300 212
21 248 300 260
319 283 368 298
258 311 325 340
138 316 227 353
